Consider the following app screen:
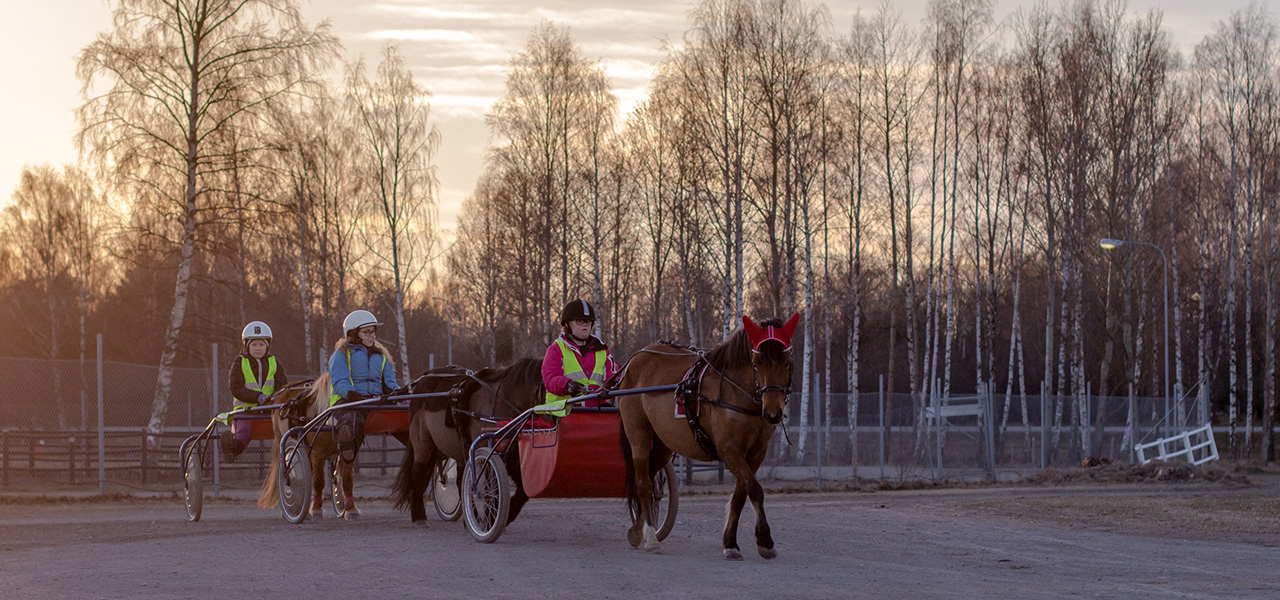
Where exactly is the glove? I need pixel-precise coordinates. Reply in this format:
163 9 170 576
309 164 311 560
565 381 587 397
378 393 394 405
345 390 362 403
257 393 268 405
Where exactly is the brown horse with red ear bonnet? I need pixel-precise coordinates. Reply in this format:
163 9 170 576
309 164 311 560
616 313 798 559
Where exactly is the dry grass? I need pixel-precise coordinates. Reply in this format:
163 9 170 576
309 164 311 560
1026 460 1250 485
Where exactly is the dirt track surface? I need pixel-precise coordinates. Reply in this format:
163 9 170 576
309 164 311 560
1 483 1278 599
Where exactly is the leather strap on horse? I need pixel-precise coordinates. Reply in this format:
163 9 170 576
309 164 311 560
677 360 719 461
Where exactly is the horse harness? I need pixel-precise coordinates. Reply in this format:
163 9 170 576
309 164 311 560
415 367 529 441
648 343 792 461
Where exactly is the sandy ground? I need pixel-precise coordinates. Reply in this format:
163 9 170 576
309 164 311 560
2 476 1278 600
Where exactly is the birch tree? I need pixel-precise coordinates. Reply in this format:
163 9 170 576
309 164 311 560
346 44 441 384
77 0 337 444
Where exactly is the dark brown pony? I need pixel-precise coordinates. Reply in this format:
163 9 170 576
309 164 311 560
618 314 798 559
391 358 545 525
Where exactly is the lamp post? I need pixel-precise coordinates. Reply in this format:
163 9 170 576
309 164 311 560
432 296 451 365
1100 238 1171 441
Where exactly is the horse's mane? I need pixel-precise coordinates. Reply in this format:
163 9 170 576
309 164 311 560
472 357 542 387
702 317 786 369
304 372 330 418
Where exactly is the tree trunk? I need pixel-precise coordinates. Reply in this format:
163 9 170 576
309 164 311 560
146 210 197 447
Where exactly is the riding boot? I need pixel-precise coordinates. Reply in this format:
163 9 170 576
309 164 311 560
219 435 243 463
335 410 366 462
335 416 357 463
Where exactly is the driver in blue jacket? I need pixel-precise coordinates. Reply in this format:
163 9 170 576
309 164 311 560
327 310 398 470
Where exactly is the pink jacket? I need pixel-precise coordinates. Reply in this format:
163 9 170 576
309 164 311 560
542 333 617 396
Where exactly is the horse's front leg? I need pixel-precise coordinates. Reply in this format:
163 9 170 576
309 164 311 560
745 442 776 558
721 484 748 560
746 475 774 558
309 452 326 519
339 458 359 520
506 447 530 525
722 452 774 559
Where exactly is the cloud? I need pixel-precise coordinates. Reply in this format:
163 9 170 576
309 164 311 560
365 28 482 43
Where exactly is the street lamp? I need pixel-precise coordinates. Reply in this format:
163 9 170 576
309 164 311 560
432 296 451 365
1099 237 1171 440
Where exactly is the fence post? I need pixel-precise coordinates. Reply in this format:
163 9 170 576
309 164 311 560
1200 384 1210 428
2 430 8 487
936 379 944 480
139 433 148 484
97 334 104 495
1040 380 1048 470
878 375 885 480
212 342 220 498
985 383 996 482
1128 391 1137 464
816 372 823 485
69 435 76 484
1085 382 1092 459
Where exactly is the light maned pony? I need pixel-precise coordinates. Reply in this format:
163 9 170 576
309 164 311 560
617 314 798 559
257 373 409 520
256 377 333 517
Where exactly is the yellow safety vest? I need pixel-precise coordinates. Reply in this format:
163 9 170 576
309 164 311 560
236 356 277 407
329 349 388 406
541 339 606 416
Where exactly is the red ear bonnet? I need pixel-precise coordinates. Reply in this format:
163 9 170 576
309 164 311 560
741 313 800 352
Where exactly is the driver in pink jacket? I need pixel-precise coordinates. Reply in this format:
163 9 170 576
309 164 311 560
540 300 617 416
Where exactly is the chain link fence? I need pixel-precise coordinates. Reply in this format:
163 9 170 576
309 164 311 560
752 383 1216 485
0 347 1243 495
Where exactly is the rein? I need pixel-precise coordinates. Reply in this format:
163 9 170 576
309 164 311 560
636 345 788 416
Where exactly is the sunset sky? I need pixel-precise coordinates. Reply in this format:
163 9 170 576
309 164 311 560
0 0 1260 240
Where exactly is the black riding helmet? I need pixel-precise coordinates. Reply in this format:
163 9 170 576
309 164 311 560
559 299 598 327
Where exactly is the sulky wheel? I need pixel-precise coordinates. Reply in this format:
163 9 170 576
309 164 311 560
432 458 462 522
278 439 312 524
181 439 203 522
630 461 679 541
327 459 345 519
462 447 510 543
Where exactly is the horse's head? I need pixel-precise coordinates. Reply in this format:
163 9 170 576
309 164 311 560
742 313 799 425
273 378 319 418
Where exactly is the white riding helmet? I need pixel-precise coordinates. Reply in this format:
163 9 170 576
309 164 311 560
241 321 273 341
343 310 382 337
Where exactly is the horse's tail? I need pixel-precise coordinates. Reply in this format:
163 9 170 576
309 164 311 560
258 409 290 509
258 440 279 508
619 419 639 518
258 376 324 509
390 434 422 511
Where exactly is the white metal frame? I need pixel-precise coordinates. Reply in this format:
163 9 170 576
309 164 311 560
1133 423 1219 466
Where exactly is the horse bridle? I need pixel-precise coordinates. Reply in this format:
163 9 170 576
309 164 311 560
749 351 793 405
639 345 791 420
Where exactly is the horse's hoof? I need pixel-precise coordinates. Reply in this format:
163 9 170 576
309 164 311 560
643 540 661 553
758 546 777 559
415 519 429 529
642 523 660 552
627 528 642 548
723 548 744 561
343 507 361 521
